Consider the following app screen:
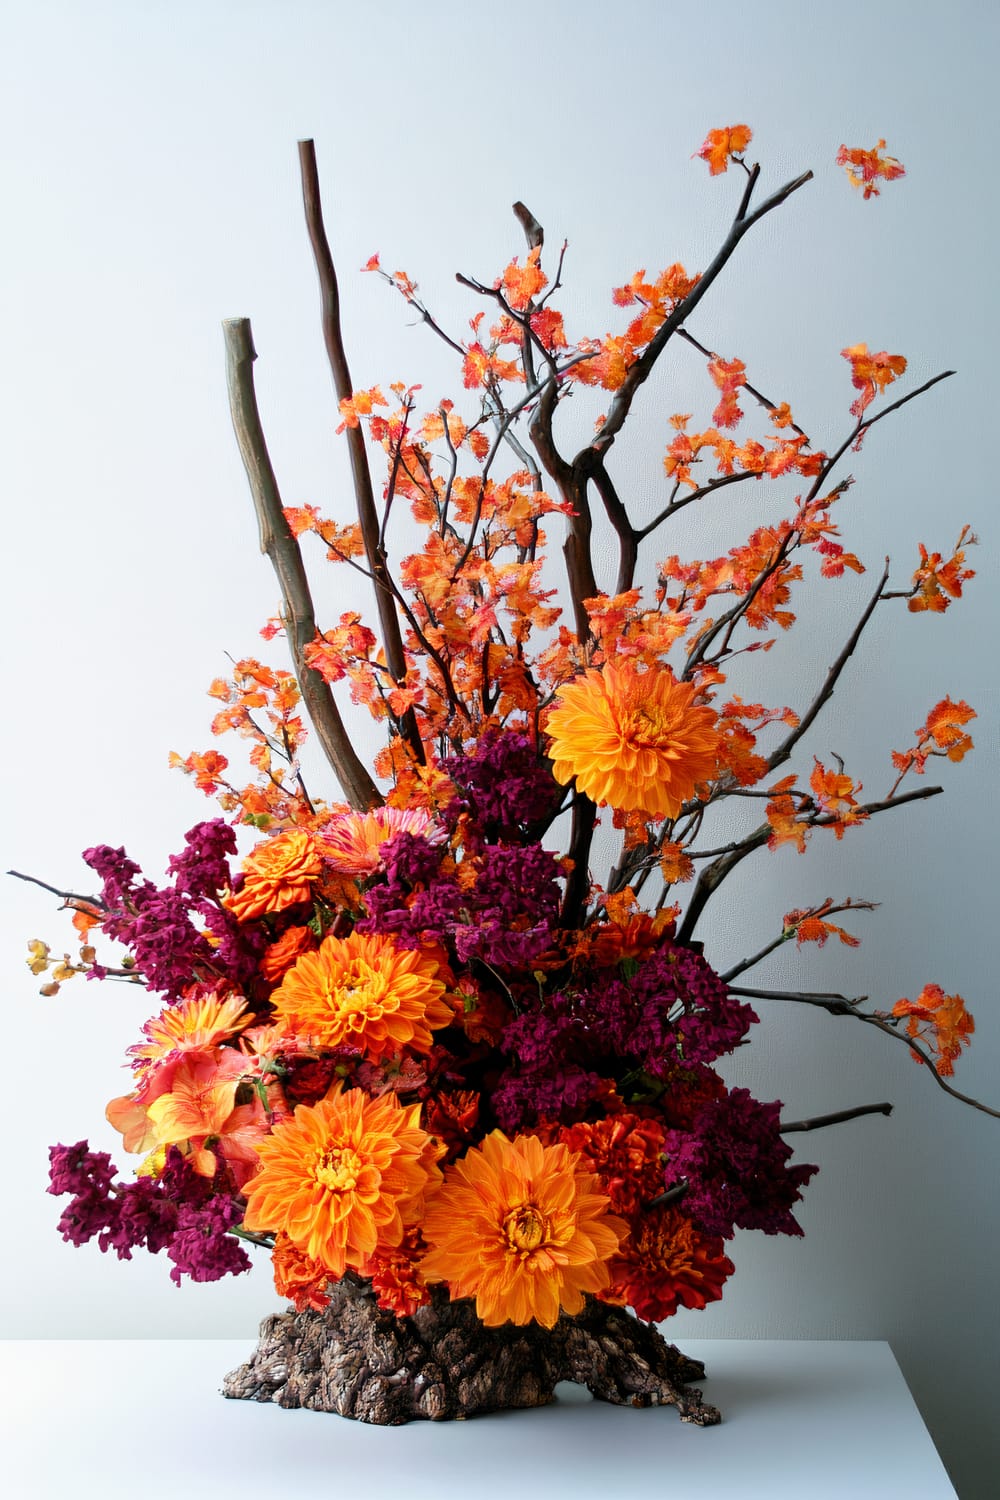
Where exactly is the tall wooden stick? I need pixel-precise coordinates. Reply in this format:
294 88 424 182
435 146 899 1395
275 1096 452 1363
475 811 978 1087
223 317 381 810
298 139 425 766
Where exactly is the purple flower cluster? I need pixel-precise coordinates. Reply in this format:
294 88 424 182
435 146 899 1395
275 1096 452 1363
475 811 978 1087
444 729 562 839
494 1001 605 1130
588 942 757 1075
492 940 756 1127
360 831 563 970
82 822 263 999
166 818 237 900
665 1090 819 1239
48 1141 251 1285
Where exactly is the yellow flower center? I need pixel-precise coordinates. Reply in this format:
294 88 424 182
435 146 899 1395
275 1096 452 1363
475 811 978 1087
503 1203 549 1256
333 959 392 1026
315 1145 363 1194
621 700 675 748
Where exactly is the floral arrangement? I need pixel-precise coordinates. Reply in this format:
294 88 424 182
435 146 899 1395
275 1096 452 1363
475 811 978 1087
26 128 992 1369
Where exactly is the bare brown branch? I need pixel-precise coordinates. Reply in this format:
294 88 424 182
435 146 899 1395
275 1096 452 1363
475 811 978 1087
298 139 424 766
676 784 943 944
222 317 381 810
729 985 1000 1121
768 561 891 774
7 870 105 909
583 169 813 461
780 1102 893 1133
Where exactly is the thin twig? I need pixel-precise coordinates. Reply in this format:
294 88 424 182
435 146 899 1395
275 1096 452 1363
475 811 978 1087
676 784 943 944
7 870 105 909
729 986 1000 1120
768 560 890 774
780 1102 893 1133
584 169 814 460
676 327 808 438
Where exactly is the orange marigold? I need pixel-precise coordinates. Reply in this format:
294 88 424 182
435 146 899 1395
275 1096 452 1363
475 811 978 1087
269 931 452 1061
546 662 721 819
420 1130 625 1328
360 1226 431 1318
260 925 317 985
558 1114 667 1217
228 830 323 923
603 1205 734 1322
242 1085 442 1278
271 1231 332 1312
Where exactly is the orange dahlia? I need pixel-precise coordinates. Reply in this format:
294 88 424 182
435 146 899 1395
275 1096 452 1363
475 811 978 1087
603 1205 734 1323
545 662 721 819
228 830 323 923
420 1130 625 1328
242 1084 442 1278
269 930 452 1061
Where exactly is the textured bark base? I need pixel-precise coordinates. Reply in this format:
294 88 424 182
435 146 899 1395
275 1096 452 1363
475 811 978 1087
222 1283 719 1425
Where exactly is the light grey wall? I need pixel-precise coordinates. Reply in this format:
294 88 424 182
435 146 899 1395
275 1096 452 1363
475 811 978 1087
2 3 996 1496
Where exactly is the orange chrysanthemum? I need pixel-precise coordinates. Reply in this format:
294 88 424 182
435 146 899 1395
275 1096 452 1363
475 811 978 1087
242 1085 442 1278
546 662 721 819
228 830 323 922
420 1130 625 1328
603 1205 734 1323
317 806 445 877
269 931 452 1061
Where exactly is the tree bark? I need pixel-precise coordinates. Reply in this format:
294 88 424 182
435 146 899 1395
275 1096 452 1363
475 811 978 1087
223 1282 719 1425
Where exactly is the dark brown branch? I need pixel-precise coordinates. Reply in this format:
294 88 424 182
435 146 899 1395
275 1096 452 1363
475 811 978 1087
768 560 890 774
645 1179 690 1211
7 870 105 909
506 201 598 640
780 1102 893 1133
592 462 639 593
582 169 813 461
808 371 956 506
513 200 544 249
729 986 1000 1120
721 898 878 983
297 140 424 766
676 327 809 438
561 795 597 928
222 317 381 810
735 161 761 222
638 468 759 540
676 784 943 944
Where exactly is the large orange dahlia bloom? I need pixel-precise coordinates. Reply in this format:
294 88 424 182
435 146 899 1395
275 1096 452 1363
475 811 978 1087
228 830 323 923
546 662 721 819
420 1130 625 1328
242 1085 442 1278
269 930 451 1060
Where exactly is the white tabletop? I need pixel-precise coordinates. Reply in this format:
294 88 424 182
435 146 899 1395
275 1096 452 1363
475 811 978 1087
0 1338 956 1499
